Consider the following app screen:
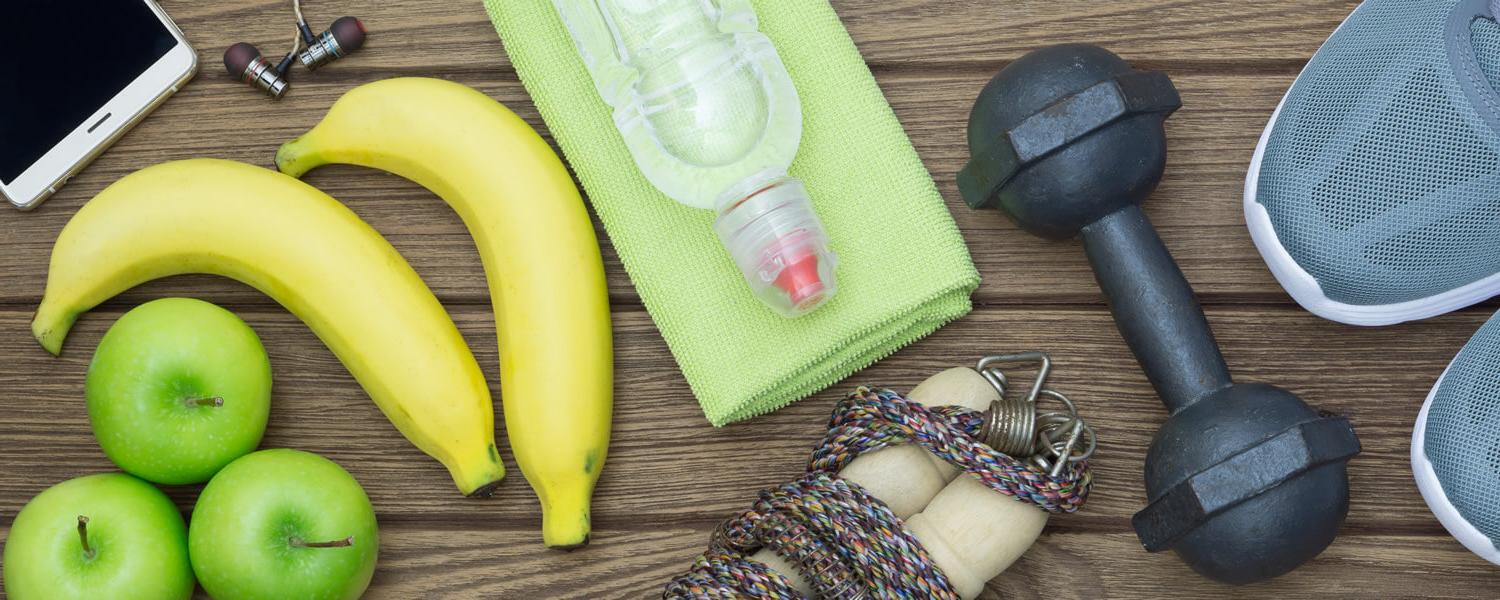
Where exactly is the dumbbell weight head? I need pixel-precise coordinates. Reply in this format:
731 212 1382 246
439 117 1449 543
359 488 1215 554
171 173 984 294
1138 383 1355 583
958 44 1174 240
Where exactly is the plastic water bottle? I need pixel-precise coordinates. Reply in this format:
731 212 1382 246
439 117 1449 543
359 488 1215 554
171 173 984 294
555 0 837 317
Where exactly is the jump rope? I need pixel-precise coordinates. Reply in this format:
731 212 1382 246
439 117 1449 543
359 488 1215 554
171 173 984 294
667 356 1096 599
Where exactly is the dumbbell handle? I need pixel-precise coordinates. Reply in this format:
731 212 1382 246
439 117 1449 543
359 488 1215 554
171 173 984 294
1080 205 1232 414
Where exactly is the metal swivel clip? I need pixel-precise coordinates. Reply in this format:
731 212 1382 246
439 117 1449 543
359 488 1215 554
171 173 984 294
976 352 1097 476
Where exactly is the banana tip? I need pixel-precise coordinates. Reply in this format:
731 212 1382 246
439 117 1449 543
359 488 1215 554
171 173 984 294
33 331 63 356
466 479 505 499
542 511 592 550
546 533 590 552
30 311 65 356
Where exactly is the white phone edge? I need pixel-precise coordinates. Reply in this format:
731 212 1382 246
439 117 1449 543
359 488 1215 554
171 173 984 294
1 0 198 211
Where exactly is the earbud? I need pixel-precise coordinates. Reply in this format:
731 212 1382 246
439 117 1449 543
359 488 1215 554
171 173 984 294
297 16 367 70
224 43 294 99
223 3 367 99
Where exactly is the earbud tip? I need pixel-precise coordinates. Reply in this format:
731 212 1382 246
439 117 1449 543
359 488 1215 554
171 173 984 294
331 17 366 53
224 42 260 77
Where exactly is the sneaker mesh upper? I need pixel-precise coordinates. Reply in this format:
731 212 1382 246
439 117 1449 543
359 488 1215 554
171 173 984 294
1426 311 1500 550
1256 0 1500 306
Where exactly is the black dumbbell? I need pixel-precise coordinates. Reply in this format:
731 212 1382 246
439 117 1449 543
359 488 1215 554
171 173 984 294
957 44 1361 584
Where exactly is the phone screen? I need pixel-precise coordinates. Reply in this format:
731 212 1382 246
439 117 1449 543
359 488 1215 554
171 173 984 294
0 1 179 184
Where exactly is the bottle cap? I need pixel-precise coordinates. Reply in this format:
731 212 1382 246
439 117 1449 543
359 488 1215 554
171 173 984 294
714 177 837 317
775 252 827 308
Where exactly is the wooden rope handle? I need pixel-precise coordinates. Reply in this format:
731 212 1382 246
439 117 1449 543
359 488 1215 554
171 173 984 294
751 367 1048 599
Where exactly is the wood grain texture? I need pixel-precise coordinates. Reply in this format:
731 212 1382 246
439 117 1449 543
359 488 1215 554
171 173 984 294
0 305 1495 596
1 69 1407 309
154 0 1364 72
1 525 1490 599
0 2 1372 308
4 0 1499 598
0 72 1310 308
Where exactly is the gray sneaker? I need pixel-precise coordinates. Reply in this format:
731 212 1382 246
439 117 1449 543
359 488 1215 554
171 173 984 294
1414 311 1500 565
1247 0 1500 325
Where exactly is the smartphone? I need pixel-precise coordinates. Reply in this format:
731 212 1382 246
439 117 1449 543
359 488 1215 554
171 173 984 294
1 1 197 210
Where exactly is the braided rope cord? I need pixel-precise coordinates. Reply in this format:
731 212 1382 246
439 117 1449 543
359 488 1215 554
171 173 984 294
664 387 1093 599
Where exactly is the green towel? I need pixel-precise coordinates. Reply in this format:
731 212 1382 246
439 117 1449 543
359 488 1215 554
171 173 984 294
485 0 979 425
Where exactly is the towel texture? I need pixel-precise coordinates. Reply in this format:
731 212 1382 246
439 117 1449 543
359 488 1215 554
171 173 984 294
485 0 979 425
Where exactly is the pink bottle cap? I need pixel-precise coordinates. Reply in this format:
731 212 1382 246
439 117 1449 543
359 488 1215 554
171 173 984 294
774 252 827 309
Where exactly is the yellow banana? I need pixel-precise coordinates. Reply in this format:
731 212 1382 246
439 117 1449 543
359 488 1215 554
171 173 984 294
32 159 506 496
276 78 614 549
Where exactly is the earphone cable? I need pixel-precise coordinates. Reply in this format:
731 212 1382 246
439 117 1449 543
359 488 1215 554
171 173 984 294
288 0 305 56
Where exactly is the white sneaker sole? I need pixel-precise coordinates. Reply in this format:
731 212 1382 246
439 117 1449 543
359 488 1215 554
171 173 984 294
1242 3 1500 326
1412 362 1500 565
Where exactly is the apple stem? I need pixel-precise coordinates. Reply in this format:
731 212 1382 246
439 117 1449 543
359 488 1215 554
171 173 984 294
289 535 354 548
77 515 96 559
185 396 224 408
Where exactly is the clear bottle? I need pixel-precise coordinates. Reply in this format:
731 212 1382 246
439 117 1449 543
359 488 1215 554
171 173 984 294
554 0 837 317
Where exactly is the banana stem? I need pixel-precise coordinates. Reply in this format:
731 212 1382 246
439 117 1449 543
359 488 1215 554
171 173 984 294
274 136 327 178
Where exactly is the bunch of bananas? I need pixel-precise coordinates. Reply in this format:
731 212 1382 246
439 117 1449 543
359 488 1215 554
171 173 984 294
32 78 613 549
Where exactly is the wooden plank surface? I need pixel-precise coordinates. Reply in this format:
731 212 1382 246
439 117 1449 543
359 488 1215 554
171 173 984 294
0 305 1479 530
1 304 1495 596
0 72 1307 307
6 0 1500 598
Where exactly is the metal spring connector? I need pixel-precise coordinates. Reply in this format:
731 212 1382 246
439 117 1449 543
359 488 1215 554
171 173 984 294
977 352 1097 476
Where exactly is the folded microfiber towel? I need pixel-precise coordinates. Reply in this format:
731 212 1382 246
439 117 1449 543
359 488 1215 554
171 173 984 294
485 0 979 425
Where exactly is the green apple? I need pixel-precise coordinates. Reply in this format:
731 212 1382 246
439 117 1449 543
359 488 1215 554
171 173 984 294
2 473 193 600
189 448 379 600
86 297 271 485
